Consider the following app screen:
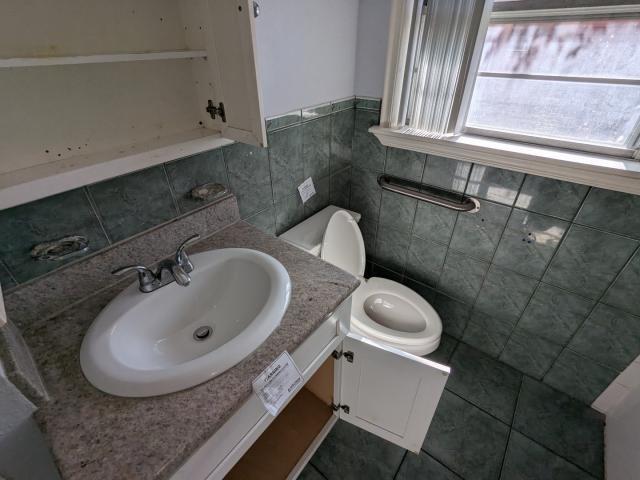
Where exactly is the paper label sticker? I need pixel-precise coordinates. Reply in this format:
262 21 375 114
298 177 316 204
252 351 304 416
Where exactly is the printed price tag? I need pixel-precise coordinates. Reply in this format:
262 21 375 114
298 177 316 203
252 351 304 416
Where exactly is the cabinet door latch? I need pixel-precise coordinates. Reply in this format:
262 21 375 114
331 350 354 363
206 100 226 122
331 403 350 414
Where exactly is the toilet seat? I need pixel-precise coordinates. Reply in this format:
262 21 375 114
321 211 442 356
351 277 442 356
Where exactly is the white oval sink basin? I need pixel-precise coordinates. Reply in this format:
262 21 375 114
80 248 291 397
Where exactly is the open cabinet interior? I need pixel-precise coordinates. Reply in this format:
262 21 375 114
0 0 266 209
226 358 335 480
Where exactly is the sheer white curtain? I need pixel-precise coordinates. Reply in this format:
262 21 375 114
388 0 493 138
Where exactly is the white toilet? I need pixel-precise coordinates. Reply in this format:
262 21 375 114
280 205 442 356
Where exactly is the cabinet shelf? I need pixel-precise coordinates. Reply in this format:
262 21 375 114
0 128 233 210
0 50 207 68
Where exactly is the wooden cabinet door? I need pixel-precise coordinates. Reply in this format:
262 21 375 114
335 333 450 453
207 0 267 147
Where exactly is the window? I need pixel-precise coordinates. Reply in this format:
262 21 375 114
465 11 640 156
374 0 640 195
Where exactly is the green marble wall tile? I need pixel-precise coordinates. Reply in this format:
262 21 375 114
405 236 447 287
330 108 354 173
422 155 471 193
245 206 276 236
543 225 638 299
355 97 382 111
575 187 640 238
385 148 426 182
378 190 417 234
449 200 511 262
223 142 272 218
603 248 640 316
302 116 330 180
265 110 302 132
465 164 524 206
165 149 229 213
268 125 304 201
0 190 108 284
88 167 178 242
413 201 458 246
474 265 538 320
515 175 589 221
352 110 385 172
518 283 595 345
492 209 568 279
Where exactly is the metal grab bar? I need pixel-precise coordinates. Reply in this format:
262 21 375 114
377 174 480 213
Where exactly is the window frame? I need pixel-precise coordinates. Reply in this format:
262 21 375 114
375 0 640 195
461 3 640 157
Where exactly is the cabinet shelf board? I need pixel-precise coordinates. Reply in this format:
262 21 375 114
0 50 207 68
0 128 232 210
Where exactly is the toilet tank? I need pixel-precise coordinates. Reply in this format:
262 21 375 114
278 205 361 256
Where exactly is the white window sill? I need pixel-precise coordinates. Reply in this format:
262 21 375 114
370 126 640 195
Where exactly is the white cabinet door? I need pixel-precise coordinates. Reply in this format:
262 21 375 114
336 333 450 453
207 0 267 147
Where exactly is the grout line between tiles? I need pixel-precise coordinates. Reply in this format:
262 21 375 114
444 388 513 427
465 193 520 317
0 259 18 287
161 164 182 216
392 450 409 480
511 424 602 479
418 449 464 478
545 240 640 381
495 374 527 479
307 461 330 480
492 184 594 360
534 186 632 379
83 186 112 245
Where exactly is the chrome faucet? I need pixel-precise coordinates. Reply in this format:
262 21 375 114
112 234 201 293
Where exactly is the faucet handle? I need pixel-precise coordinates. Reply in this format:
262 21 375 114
175 234 200 273
112 265 158 293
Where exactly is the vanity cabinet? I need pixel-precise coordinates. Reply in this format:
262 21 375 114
0 0 266 209
173 298 450 480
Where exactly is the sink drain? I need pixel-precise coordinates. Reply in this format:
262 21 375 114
193 326 213 341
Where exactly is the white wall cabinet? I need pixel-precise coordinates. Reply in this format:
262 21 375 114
173 298 449 480
0 0 266 209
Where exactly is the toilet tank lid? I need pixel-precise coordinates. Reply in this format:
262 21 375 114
278 205 361 255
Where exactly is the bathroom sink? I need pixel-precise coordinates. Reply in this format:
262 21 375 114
80 248 291 397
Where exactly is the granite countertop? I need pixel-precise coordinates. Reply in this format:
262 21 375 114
20 221 359 480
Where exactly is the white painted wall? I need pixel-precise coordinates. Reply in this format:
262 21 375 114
354 0 391 98
605 384 640 480
254 0 360 118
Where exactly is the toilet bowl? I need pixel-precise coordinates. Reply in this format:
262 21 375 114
280 206 442 356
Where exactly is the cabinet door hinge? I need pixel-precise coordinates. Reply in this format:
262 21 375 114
331 350 354 363
205 100 226 122
331 403 350 414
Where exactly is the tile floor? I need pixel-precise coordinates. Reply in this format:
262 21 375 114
300 336 605 480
